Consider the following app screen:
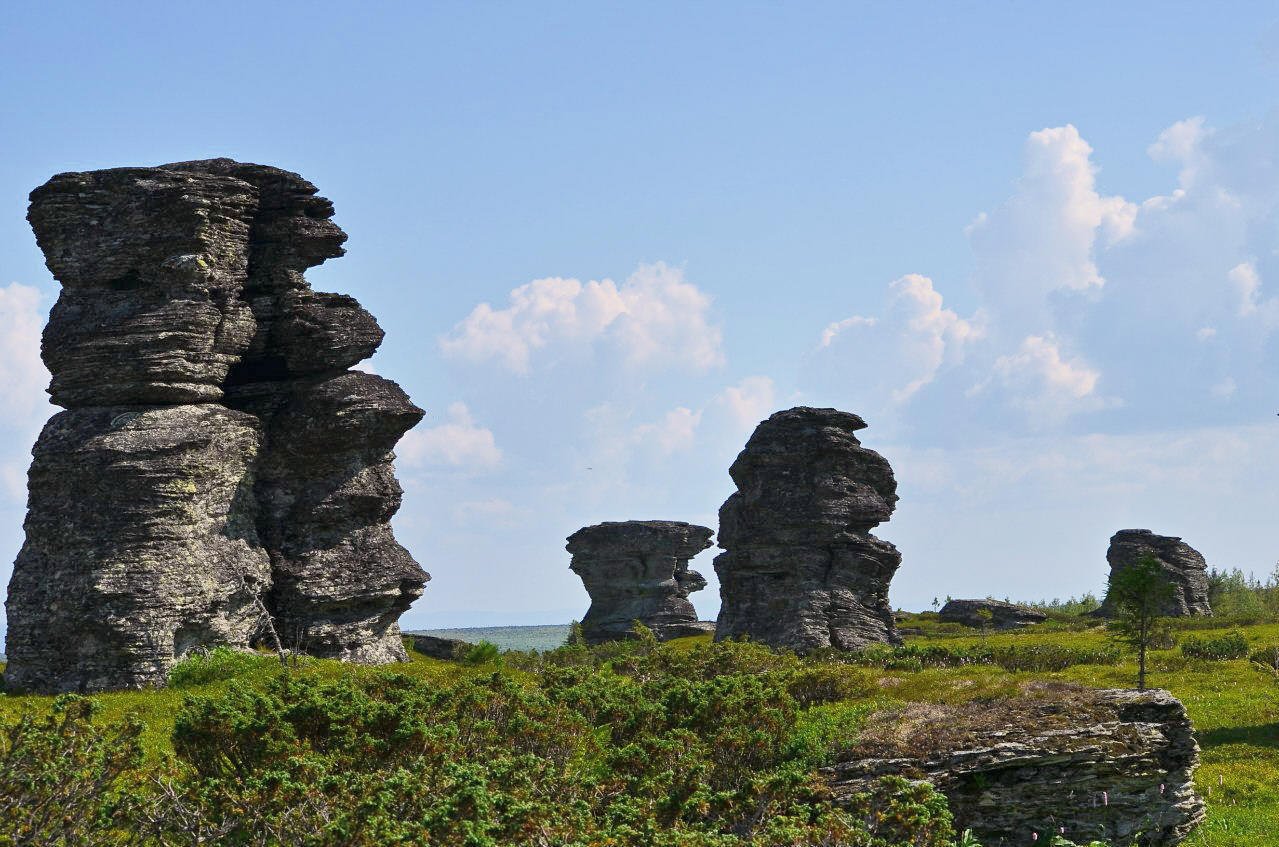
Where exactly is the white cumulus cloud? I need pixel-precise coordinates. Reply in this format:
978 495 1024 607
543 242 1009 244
440 262 723 374
968 125 1137 331
714 375 776 430
0 283 49 426
819 274 983 406
632 406 703 455
978 334 1113 423
398 402 502 471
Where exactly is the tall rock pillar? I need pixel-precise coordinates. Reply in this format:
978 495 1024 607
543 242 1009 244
713 407 902 652
4 160 427 692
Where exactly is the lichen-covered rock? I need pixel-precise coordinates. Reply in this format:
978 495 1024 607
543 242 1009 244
1097 529 1212 618
4 159 427 692
567 520 713 644
938 598 1047 630
824 687 1205 846
713 407 902 652
3 405 270 692
236 372 425 663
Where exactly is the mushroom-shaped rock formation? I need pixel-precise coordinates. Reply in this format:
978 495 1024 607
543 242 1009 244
567 520 714 644
938 598 1047 630
3 160 427 693
1096 529 1212 618
713 407 902 652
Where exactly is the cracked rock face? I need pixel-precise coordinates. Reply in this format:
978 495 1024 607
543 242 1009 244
567 520 713 644
824 688 1205 846
713 407 902 652
1098 529 1212 618
4 159 427 692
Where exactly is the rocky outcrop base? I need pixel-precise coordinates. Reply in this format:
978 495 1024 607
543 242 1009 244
825 687 1204 847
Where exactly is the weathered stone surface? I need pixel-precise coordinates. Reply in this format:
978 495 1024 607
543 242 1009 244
235 372 425 663
714 407 902 652
29 168 259 407
938 598 1047 630
824 687 1204 846
568 520 713 644
1096 529 1212 618
3 405 270 692
4 159 427 692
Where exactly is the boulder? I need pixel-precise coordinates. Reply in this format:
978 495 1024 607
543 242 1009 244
824 686 1204 846
1096 529 1212 618
567 520 713 644
713 407 902 652
938 598 1047 630
4 159 427 692
408 634 470 661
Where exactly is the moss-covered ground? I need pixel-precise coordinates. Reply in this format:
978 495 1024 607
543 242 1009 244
3 616 1279 845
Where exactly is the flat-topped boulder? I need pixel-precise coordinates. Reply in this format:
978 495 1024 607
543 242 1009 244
1096 529 1211 618
714 407 902 652
938 598 1047 630
567 520 713 644
825 686 1204 846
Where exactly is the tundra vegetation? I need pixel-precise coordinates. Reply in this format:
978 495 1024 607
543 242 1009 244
4 595 1279 846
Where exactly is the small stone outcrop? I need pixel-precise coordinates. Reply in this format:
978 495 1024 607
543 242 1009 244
408 633 470 660
938 598 1047 630
567 520 713 644
825 687 1204 846
1096 529 1212 618
4 160 427 693
713 407 902 652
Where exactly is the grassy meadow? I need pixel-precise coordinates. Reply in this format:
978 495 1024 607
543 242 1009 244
3 610 1279 845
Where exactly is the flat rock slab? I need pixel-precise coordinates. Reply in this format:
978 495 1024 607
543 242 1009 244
938 598 1047 630
824 687 1204 846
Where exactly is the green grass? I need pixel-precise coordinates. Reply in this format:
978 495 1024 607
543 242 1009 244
5 620 1279 844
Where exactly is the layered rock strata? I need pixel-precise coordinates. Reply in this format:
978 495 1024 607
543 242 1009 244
4 159 427 693
713 407 902 652
567 520 713 644
825 687 1205 846
1097 529 1212 618
938 598 1047 630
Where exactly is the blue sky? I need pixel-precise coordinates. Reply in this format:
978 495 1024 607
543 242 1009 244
2 2 1279 631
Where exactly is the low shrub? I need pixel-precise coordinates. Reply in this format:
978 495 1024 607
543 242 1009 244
168 646 280 688
459 639 501 665
1249 644 1279 672
0 695 142 845
845 642 1120 673
1181 630 1250 661
988 643 1122 672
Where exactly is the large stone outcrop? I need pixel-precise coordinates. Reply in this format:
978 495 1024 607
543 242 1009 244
938 598 1047 630
713 407 902 652
567 520 713 644
825 687 1204 846
4 159 427 693
1096 529 1212 618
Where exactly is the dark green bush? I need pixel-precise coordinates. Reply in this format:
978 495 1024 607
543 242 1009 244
1180 630 1250 660
0 695 142 846
988 643 1122 672
459 640 501 665
0 637 966 845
